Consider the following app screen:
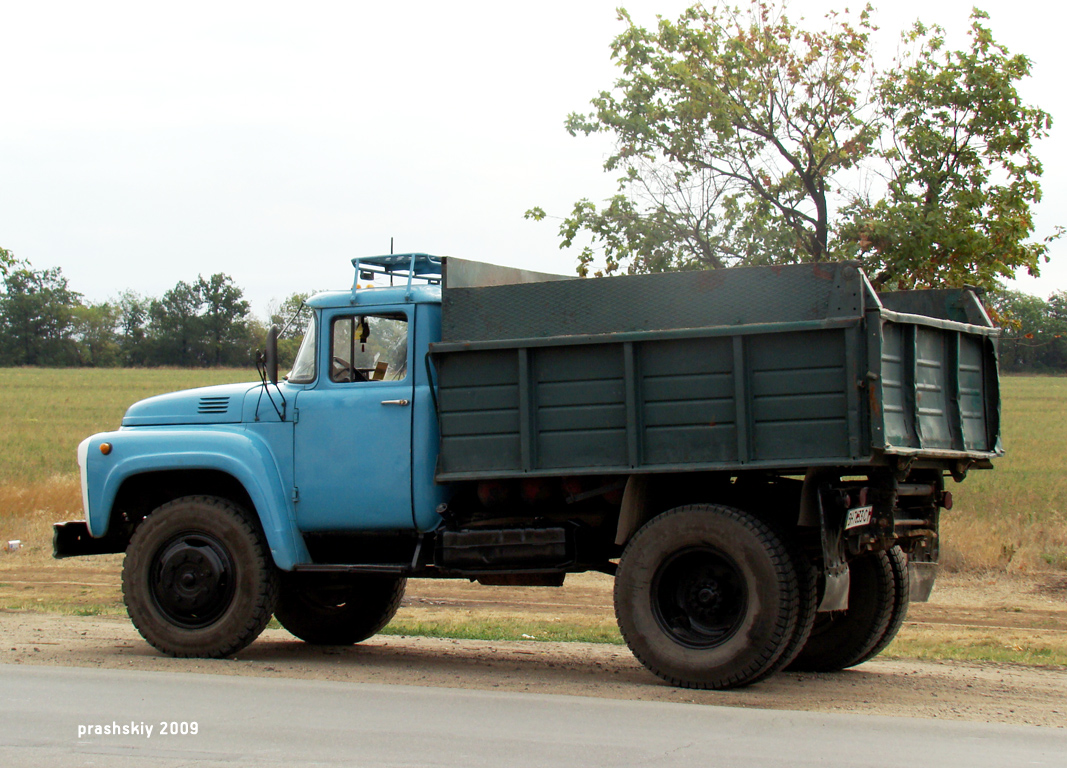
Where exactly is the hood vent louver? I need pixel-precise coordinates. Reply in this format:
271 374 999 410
197 396 231 414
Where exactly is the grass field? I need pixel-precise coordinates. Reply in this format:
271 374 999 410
0 368 254 555
0 368 1064 573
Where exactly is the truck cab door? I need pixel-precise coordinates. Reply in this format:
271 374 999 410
292 307 415 532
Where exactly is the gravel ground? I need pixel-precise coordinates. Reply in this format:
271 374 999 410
2 609 1065 728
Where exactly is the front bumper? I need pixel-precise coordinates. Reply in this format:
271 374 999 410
52 521 124 559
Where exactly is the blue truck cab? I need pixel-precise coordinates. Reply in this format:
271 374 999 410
66 254 449 571
55 254 1002 689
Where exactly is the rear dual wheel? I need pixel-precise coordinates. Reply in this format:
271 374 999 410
274 574 407 645
614 505 801 689
787 545 910 672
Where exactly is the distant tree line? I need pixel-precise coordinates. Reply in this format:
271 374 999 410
990 290 1067 374
0 246 1064 372
0 248 303 368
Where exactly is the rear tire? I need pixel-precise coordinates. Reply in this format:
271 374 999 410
122 496 278 658
786 548 894 672
853 545 910 665
749 540 818 683
614 505 799 690
274 574 407 645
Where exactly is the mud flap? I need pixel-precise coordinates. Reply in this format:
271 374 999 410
908 560 938 602
816 487 850 612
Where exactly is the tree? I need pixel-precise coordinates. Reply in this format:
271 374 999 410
198 273 253 367
147 280 203 366
529 0 879 276
0 264 82 366
145 275 254 367
266 291 313 369
986 290 1067 372
0 246 17 277
116 290 151 366
71 302 121 367
532 2 1058 288
839 10 1059 289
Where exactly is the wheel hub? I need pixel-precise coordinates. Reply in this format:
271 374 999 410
652 547 747 649
150 533 236 629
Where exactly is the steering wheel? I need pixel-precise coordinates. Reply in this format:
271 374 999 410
331 356 368 383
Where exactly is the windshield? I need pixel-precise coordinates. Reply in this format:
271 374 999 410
287 314 317 383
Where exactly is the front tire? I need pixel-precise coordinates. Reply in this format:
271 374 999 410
274 573 407 645
122 496 278 658
614 505 799 689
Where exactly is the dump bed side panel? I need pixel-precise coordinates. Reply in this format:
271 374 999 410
435 325 863 480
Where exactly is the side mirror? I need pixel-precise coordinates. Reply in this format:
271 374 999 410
265 325 279 385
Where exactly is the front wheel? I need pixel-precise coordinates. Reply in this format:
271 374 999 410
614 505 799 689
274 573 407 645
122 496 279 658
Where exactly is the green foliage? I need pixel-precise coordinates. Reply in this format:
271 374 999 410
71 302 121 367
266 291 314 369
535 0 879 276
839 10 1059 289
988 289 1067 372
116 290 150 366
535 2 1059 288
0 247 17 277
147 280 204 366
145 274 256 367
0 264 82 366
0 253 262 368
198 274 253 367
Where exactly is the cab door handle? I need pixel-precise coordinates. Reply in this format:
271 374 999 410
381 399 410 406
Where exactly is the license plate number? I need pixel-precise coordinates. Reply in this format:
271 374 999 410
845 505 874 529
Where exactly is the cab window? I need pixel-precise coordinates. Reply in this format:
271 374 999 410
329 313 408 383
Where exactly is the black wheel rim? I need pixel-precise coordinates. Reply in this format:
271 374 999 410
651 546 748 649
149 531 237 629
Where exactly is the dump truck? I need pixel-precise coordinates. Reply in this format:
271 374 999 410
55 254 1001 689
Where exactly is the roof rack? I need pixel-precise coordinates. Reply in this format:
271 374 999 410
351 253 443 300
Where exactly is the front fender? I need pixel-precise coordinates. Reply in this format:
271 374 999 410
81 426 309 570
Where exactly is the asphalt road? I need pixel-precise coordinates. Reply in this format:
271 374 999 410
2 663 1064 768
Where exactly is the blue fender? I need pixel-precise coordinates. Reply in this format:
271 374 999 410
82 426 309 570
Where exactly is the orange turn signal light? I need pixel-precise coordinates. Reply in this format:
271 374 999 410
99 443 112 456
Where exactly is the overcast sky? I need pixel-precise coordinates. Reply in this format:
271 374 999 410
2 0 1064 318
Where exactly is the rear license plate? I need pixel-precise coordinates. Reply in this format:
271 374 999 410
845 505 874 530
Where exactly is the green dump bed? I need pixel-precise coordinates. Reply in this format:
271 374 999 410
430 262 1001 481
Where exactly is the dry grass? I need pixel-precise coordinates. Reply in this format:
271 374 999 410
0 475 82 561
